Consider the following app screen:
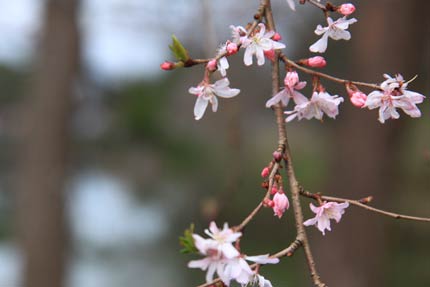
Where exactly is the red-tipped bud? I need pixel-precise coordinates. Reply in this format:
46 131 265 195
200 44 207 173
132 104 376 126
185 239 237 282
264 49 276 61
261 167 270 178
263 198 275 207
207 59 217 71
273 151 282 162
160 61 175 70
271 187 278 195
305 56 327 68
226 42 238 55
338 3 356 16
272 32 282 41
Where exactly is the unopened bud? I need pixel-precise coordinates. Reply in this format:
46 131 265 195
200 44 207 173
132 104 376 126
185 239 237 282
273 151 283 162
207 59 217 71
264 49 276 61
272 32 282 41
271 187 278 195
305 56 326 68
160 61 175 70
261 167 270 178
284 71 299 87
350 91 367 108
263 198 274 207
226 42 238 55
338 3 355 16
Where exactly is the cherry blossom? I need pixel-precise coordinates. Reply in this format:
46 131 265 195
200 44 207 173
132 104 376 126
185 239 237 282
189 78 240 120
242 23 286 66
188 222 279 286
303 201 349 235
309 17 357 53
285 91 344 122
364 74 425 123
273 192 289 218
216 45 230 76
265 71 307 108
230 25 248 45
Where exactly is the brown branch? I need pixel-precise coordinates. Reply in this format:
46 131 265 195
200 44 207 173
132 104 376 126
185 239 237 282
280 53 381 90
234 162 280 232
264 1 326 286
300 188 430 223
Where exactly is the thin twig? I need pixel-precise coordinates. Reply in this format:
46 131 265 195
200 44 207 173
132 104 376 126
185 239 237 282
234 162 280 232
264 1 326 286
280 53 381 90
300 189 430 222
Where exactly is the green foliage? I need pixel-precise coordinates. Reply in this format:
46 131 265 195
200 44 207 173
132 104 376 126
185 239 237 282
169 35 190 62
179 223 198 254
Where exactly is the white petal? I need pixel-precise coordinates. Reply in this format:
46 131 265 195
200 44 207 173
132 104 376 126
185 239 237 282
329 29 351 41
246 254 279 265
256 47 265 66
188 258 211 270
194 96 209 120
309 33 329 53
206 263 217 283
286 0 296 11
210 95 218 112
244 45 254 66
215 87 240 98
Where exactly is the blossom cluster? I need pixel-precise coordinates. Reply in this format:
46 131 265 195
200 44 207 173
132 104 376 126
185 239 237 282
175 1 426 124
188 222 278 286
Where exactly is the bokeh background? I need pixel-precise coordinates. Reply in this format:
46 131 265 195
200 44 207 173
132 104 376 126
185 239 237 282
0 0 429 287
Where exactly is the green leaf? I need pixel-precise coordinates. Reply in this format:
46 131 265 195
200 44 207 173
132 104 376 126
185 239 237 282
169 35 190 62
179 223 198 254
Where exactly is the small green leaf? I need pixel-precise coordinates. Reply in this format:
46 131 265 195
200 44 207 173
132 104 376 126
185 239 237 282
179 223 198 254
169 35 190 62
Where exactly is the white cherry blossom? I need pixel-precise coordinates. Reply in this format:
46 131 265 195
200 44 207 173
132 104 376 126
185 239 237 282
242 23 286 66
266 71 307 108
309 17 357 53
285 91 344 122
303 201 349 235
188 222 279 286
364 74 425 123
189 78 240 120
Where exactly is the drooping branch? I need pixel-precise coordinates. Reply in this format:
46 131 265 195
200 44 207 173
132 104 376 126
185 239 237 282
300 188 430 222
263 1 326 286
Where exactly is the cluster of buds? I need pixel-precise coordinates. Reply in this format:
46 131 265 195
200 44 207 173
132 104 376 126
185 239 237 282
260 151 290 218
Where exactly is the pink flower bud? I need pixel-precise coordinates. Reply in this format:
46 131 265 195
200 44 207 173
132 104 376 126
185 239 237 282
270 187 278 195
272 32 282 41
349 91 367 108
284 71 299 87
264 49 276 61
263 198 275 208
226 42 238 55
305 56 327 68
273 192 289 218
207 59 217 71
338 3 356 16
160 61 175 70
272 151 282 162
261 167 270 178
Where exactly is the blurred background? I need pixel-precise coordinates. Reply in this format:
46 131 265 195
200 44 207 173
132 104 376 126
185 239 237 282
0 0 428 286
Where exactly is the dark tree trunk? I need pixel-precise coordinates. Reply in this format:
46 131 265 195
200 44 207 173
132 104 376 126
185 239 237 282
15 1 80 287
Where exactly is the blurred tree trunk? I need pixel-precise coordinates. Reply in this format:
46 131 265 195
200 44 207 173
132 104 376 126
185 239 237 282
314 1 429 286
15 1 80 287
